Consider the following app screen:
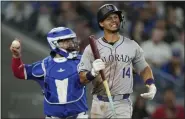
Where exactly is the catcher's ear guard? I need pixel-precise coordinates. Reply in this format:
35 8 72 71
32 63 45 77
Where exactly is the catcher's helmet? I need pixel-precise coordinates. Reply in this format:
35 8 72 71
97 4 123 30
47 27 79 58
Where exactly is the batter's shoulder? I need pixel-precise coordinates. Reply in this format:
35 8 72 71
84 44 91 51
97 37 103 41
83 44 93 55
85 37 102 50
123 36 140 47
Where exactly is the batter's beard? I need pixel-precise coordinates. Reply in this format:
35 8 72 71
111 28 120 33
107 26 120 33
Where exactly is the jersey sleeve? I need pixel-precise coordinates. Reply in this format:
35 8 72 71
12 57 25 79
12 57 45 80
77 45 94 73
132 42 148 73
24 60 45 80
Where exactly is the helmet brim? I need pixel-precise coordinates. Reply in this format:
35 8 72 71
99 10 122 22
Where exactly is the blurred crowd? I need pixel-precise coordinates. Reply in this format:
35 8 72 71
132 87 184 119
1 1 184 119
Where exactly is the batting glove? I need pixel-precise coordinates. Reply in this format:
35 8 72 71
140 84 157 100
91 59 105 77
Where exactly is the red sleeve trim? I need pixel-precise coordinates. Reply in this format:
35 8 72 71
11 57 25 79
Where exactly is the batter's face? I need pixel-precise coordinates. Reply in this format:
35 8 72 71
99 13 121 33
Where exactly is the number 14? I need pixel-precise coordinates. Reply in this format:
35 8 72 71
122 67 131 78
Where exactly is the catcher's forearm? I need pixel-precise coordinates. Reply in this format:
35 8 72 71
140 66 154 84
12 57 25 79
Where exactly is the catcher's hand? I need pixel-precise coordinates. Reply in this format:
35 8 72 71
10 38 21 58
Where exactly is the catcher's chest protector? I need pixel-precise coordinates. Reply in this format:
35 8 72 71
42 57 85 104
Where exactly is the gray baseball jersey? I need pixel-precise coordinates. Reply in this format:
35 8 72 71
78 35 148 96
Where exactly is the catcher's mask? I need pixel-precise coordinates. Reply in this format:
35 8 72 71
47 27 79 58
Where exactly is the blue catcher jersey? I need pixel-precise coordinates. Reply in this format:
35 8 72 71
24 55 88 117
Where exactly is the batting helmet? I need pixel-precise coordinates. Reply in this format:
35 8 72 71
97 4 123 30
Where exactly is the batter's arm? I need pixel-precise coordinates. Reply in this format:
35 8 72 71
78 45 94 85
133 41 156 100
78 45 105 85
140 66 154 84
139 65 157 100
79 58 105 85
79 71 92 85
132 43 155 85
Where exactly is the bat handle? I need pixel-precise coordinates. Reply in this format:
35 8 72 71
103 81 117 118
99 70 106 81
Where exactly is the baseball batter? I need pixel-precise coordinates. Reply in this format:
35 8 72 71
78 4 157 118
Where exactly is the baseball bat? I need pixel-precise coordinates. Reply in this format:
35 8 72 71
89 35 117 118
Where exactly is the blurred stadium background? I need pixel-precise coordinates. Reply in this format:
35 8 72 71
1 1 184 119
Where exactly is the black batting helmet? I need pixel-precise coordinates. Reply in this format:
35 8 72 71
97 4 123 30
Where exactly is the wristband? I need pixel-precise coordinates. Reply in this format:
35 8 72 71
86 71 96 81
145 78 155 85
